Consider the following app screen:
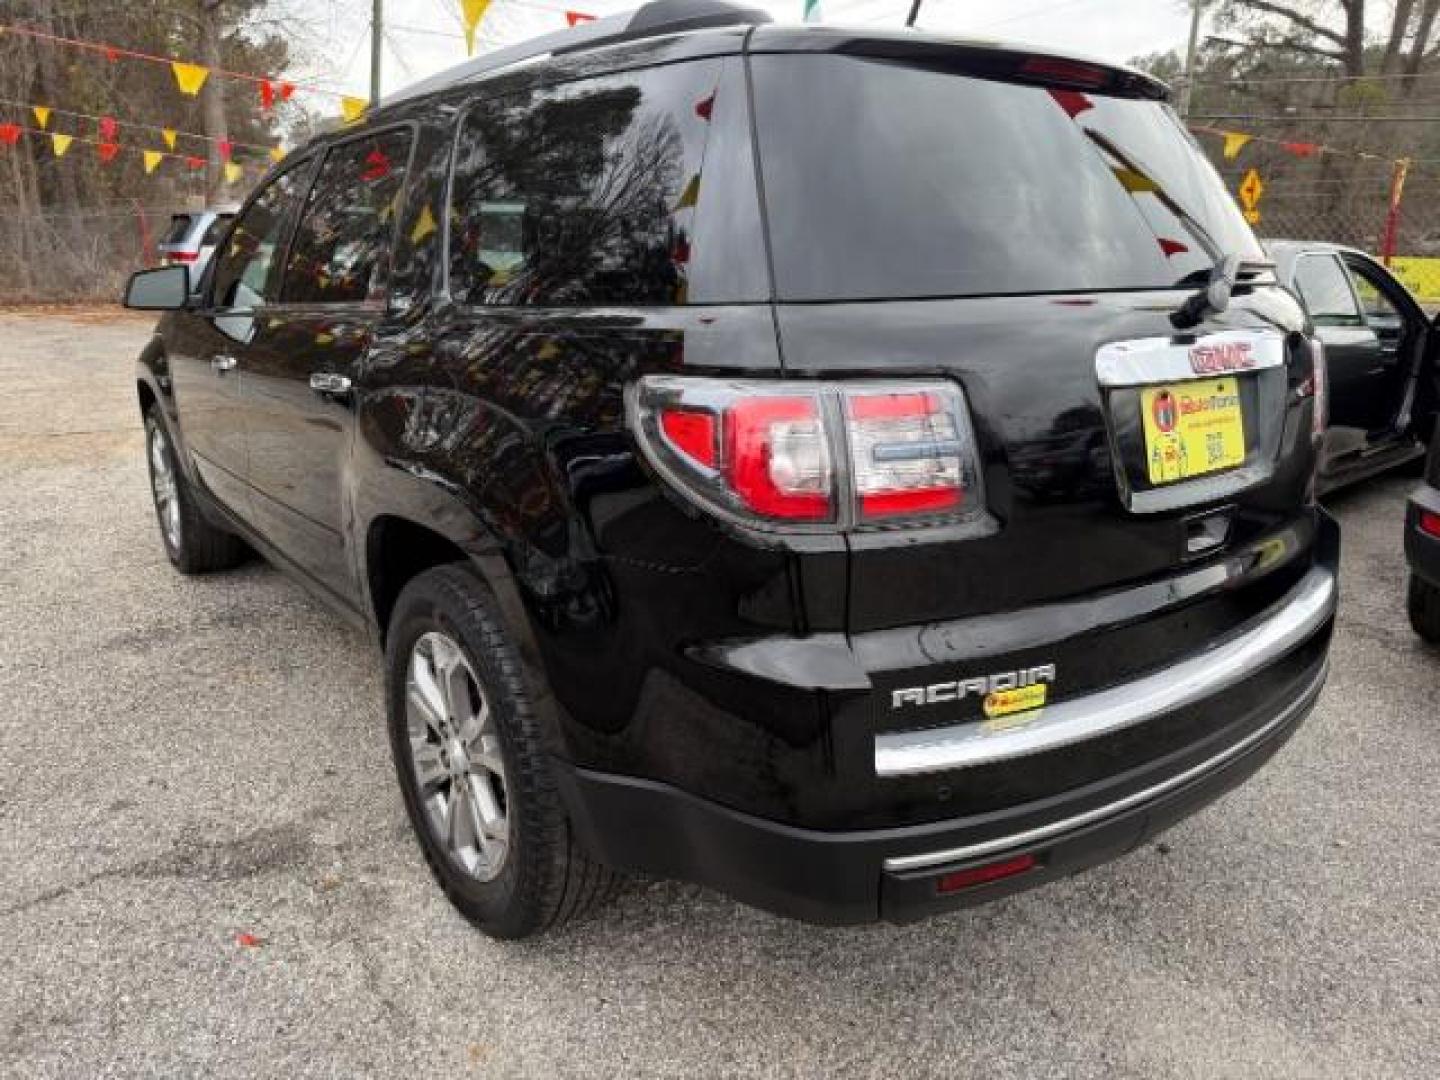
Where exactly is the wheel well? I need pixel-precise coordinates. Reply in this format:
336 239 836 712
367 516 471 639
137 380 157 419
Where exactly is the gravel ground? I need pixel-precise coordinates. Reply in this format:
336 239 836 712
1 310 1437 1079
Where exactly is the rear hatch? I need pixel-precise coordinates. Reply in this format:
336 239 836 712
745 32 1328 826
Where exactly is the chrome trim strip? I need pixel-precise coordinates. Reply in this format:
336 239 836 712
1095 330 1286 388
883 659 1328 874
875 567 1335 779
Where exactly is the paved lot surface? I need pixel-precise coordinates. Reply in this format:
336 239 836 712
1 310 1438 1079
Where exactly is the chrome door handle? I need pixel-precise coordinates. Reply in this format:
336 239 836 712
211 354 238 373
309 372 352 394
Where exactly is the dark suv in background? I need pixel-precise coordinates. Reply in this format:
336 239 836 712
124 0 1338 938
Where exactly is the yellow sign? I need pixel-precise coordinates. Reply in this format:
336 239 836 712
1141 378 1246 485
1389 256 1440 303
983 683 1047 721
1238 168 1265 211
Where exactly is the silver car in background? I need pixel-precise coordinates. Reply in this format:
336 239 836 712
156 208 236 285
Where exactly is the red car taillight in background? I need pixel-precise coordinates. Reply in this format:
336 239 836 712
164 250 200 265
630 377 985 532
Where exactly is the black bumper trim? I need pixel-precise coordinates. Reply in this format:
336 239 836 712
553 660 1327 926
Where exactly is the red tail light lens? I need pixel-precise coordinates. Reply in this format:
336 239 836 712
632 377 984 532
847 391 965 520
1420 511 1440 539
725 396 832 520
165 250 199 264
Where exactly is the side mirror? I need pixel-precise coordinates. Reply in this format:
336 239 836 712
123 265 190 311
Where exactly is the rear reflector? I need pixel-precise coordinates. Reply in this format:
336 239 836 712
1420 511 1440 539
935 853 1038 894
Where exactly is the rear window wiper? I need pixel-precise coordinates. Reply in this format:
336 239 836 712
1171 254 1276 329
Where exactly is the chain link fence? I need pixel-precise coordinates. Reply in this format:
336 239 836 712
0 204 177 303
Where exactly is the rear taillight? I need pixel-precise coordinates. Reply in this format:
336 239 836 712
631 377 984 532
1420 511 1440 539
165 250 200 264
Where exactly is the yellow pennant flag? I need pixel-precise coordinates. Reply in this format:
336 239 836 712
161 128 177 150
1222 131 1253 161
50 133 72 158
461 0 492 54
32 105 51 129
143 150 164 174
410 204 438 244
171 61 210 96
269 146 285 163
1112 167 1158 193
223 161 243 184
674 174 700 210
340 96 367 123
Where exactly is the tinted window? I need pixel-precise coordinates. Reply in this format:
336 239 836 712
211 165 310 309
1294 255 1361 326
448 62 722 306
201 214 233 246
282 129 413 304
163 215 193 245
1348 260 1402 325
752 56 1263 301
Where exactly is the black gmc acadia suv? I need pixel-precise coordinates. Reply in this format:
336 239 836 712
123 0 1340 938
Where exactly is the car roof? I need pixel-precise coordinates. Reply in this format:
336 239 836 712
374 0 1166 115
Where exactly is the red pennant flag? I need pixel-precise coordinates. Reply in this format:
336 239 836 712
217 139 233 162
260 80 275 110
0 123 20 145
104 46 119 62
565 11 595 25
1158 238 1190 257
185 155 205 170
98 142 121 164
361 147 391 181
1283 141 1319 158
694 93 714 121
279 82 295 103
99 116 118 142
1048 89 1094 119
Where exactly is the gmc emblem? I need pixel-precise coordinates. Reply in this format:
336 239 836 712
1189 341 1255 374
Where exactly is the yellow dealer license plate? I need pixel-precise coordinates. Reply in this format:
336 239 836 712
1140 378 1246 485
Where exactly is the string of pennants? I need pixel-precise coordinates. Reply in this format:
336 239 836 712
1189 123 1406 165
0 121 279 181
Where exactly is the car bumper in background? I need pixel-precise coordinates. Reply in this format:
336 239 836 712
1406 482 1440 587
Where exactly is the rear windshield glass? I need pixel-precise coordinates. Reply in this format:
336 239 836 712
751 56 1261 301
162 215 194 245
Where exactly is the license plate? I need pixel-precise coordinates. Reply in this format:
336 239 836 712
1140 378 1245 485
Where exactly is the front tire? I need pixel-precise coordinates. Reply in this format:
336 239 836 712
385 564 618 939
1410 574 1440 644
143 410 247 574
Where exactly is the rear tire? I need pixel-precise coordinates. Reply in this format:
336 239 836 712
1410 574 1440 645
385 564 619 939
143 410 247 574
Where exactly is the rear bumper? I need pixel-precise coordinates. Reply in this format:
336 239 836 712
555 644 1331 926
1406 482 1440 587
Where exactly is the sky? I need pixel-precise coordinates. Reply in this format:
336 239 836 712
297 0 1195 102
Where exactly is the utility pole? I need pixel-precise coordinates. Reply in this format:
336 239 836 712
1178 0 1204 119
370 0 383 105
906 0 923 27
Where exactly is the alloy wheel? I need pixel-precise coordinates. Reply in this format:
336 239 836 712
406 631 510 882
147 423 182 553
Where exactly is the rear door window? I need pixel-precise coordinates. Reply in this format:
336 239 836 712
750 55 1262 301
281 128 414 304
1294 254 1362 327
447 61 725 306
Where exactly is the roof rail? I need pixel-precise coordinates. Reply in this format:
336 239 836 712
382 0 771 107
